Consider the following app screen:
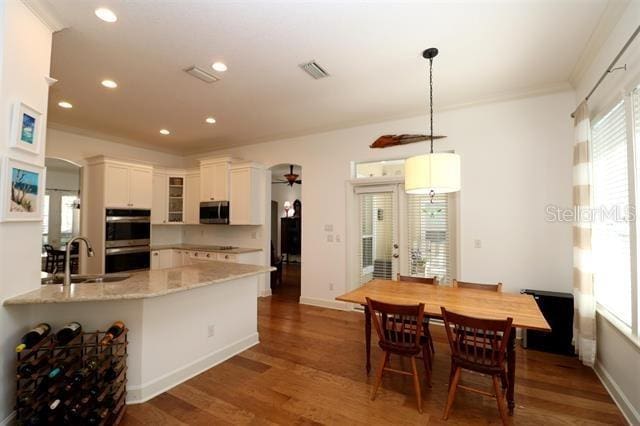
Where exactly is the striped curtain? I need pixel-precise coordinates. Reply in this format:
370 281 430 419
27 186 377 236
572 101 596 366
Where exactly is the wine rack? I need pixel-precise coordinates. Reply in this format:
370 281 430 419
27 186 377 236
15 329 128 425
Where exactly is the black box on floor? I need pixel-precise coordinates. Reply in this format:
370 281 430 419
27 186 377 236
521 289 575 356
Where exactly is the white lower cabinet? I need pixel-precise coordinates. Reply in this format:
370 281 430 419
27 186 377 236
151 249 259 270
151 250 172 269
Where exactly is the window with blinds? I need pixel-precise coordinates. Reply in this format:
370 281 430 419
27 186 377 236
406 193 451 283
357 191 395 285
591 100 632 326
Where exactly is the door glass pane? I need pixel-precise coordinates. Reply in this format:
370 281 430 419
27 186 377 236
358 192 394 284
407 193 450 282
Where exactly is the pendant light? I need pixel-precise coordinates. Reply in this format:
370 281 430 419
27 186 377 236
405 48 461 199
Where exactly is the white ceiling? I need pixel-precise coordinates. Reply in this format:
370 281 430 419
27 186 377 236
45 0 612 154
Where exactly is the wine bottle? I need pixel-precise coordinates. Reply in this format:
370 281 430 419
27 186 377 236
103 363 122 382
86 407 110 424
17 355 50 378
48 352 81 379
15 323 51 352
55 322 82 345
100 321 125 346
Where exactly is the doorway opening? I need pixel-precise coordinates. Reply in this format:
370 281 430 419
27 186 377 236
41 157 82 274
269 164 302 300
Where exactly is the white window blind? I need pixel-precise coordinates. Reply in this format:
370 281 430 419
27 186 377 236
358 191 395 284
406 193 451 283
591 101 632 326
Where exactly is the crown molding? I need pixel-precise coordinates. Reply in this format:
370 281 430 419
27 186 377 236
569 0 630 88
21 0 67 32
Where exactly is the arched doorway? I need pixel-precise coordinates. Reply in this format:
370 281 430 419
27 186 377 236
41 157 82 273
269 164 302 300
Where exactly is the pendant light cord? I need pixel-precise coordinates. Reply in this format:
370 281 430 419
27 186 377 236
429 57 434 154
428 56 435 203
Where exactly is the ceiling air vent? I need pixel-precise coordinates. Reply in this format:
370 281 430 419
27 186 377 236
184 65 220 83
299 60 330 79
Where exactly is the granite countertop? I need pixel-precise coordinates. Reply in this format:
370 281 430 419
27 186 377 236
4 262 274 305
150 244 262 254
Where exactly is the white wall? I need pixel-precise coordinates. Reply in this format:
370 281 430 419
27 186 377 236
574 2 640 423
0 1 52 422
184 90 575 305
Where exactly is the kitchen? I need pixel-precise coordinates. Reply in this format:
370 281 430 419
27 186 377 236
2 1 639 425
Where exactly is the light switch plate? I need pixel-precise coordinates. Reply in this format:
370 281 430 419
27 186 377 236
324 224 334 232
474 239 482 249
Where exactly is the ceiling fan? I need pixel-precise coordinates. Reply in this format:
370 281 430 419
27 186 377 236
273 165 302 186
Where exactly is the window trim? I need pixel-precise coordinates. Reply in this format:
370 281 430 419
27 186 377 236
590 83 640 340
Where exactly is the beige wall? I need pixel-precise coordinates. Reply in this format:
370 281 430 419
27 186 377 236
184 90 575 305
0 1 53 422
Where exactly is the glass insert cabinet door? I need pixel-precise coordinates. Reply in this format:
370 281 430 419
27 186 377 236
168 177 184 223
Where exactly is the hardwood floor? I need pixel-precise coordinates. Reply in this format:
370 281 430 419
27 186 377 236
271 263 301 301
122 297 625 425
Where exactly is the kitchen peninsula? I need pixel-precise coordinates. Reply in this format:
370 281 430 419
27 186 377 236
4 261 273 403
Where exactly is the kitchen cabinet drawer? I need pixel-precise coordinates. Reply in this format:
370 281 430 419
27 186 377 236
217 253 237 262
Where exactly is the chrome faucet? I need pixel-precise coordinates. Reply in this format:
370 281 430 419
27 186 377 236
63 236 95 286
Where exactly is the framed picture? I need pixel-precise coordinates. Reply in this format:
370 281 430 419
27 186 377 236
0 157 46 222
10 102 42 155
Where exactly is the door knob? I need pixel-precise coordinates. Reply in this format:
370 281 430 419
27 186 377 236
393 244 399 249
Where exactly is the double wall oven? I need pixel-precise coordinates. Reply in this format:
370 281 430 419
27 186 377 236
105 209 151 273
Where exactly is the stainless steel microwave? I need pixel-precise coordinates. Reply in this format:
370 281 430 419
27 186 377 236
200 201 230 224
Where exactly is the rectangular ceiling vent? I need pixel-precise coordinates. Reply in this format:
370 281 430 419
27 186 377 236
299 60 330 79
184 65 220 83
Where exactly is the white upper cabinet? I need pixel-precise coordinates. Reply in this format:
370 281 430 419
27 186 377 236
99 159 152 209
104 163 130 208
229 162 265 225
152 172 168 224
200 157 232 202
152 170 186 224
184 170 201 224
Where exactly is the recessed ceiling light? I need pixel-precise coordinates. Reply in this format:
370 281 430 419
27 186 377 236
95 8 117 23
205 117 216 124
101 79 118 89
159 129 170 135
211 62 227 72
58 101 73 109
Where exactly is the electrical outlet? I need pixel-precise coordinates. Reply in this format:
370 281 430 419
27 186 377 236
329 283 334 291
474 239 482 249
207 324 216 337
324 224 334 232
327 234 334 242
335 234 341 243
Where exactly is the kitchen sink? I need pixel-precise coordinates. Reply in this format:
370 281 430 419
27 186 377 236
41 273 131 285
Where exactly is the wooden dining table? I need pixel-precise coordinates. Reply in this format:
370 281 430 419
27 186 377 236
336 279 551 415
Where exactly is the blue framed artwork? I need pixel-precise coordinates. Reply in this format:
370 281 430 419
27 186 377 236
1 157 45 222
10 102 42 155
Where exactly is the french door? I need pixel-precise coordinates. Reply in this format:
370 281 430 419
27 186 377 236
354 185 400 287
350 182 454 290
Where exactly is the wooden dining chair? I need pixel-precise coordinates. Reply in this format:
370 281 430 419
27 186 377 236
397 274 437 354
452 279 502 292
440 307 513 425
397 274 439 285
366 297 432 413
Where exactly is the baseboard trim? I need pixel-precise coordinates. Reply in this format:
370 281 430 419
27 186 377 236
299 296 350 310
127 332 260 404
259 288 272 297
594 360 639 425
0 411 15 426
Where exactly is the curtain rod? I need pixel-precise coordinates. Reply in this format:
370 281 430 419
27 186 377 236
571 24 640 118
